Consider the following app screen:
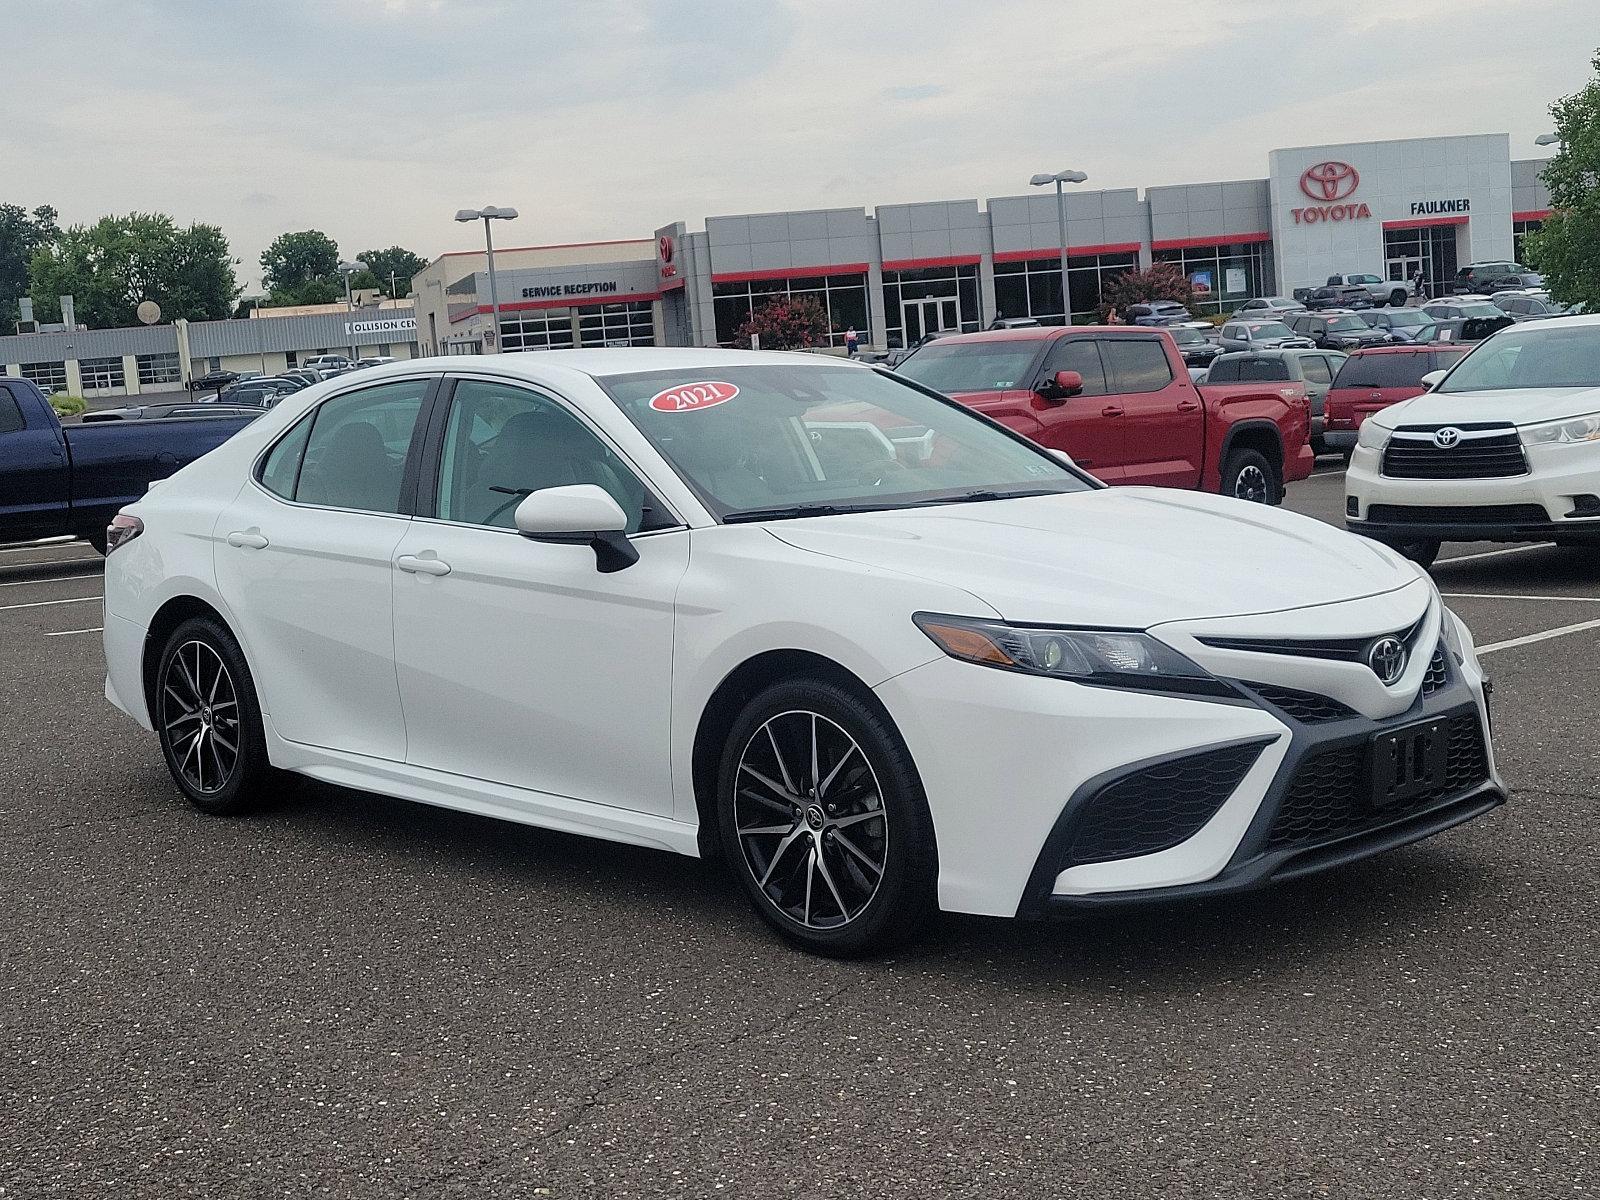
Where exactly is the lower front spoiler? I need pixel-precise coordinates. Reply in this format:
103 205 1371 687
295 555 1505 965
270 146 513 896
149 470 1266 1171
1026 781 1505 918
1348 517 1599 545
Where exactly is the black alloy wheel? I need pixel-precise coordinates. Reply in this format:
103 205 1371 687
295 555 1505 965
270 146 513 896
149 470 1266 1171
155 617 274 815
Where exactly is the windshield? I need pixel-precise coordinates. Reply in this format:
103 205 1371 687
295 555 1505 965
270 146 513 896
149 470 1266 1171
1385 310 1432 327
895 340 1043 393
1326 315 1368 332
600 364 1089 521
1459 303 1504 318
1170 327 1205 345
1244 322 1294 339
1437 326 1600 393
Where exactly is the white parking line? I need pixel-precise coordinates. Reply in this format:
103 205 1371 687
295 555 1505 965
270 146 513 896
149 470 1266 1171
1434 544 1550 566
45 626 104 637
1478 616 1600 655
0 572 103 589
1443 592 1600 604
0 595 100 613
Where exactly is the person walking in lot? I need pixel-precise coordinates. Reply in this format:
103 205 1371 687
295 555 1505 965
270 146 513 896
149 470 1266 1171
844 326 859 357
1413 268 1426 300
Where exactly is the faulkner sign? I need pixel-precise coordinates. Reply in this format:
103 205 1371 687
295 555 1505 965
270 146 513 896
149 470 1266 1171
1410 198 1471 217
520 281 621 299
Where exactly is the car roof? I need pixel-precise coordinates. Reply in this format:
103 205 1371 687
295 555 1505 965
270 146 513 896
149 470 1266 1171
1340 344 1460 357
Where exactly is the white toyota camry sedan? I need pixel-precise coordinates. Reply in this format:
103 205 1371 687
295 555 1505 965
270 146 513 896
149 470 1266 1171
103 350 1504 955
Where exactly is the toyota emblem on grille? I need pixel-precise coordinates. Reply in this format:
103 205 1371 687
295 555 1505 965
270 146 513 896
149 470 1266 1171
1366 637 1408 685
1433 426 1463 449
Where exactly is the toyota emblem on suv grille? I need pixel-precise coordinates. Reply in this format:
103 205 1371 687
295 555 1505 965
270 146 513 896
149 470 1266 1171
1366 637 1408 684
1433 427 1462 449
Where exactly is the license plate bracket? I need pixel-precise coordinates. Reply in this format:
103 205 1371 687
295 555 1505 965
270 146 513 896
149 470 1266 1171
1370 719 1448 807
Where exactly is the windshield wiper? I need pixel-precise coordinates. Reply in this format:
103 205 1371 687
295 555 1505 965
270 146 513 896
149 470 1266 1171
909 487 1064 507
723 502 863 524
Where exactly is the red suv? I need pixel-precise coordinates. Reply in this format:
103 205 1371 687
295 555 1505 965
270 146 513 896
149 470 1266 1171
1323 346 1471 454
895 326 1313 503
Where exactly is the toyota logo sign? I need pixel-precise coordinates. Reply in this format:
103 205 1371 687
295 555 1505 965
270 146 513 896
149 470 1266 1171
1366 636 1408 686
1299 161 1361 202
658 235 674 264
1433 426 1463 449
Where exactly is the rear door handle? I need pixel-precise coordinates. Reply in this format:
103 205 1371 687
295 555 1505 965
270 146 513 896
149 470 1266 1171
226 530 269 550
1176 401 1200 412
1101 405 1125 417
396 553 451 577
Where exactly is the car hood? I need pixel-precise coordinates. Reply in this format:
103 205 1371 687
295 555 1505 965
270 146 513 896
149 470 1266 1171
1370 385 1600 430
766 489 1419 628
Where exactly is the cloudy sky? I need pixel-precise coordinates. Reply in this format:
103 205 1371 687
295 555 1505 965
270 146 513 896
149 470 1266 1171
1 0 1592 292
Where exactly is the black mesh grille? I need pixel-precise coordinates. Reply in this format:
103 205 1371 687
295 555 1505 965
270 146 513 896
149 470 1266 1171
1065 742 1266 867
1382 432 1527 479
1265 713 1488 851
1421 643 1449 696
1244 682 1358 724
1366 503 1548 525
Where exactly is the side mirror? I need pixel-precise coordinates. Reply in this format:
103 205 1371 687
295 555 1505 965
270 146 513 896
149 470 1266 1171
1419 369 1447 391
1041 369 1084 400
513 484 638 572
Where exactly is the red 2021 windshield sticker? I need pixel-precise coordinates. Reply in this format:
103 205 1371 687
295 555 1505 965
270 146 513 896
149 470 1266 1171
648 380 739 413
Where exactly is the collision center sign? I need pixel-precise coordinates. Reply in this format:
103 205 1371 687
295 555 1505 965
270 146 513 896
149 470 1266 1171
345 316 417 335
1291 161 1371 225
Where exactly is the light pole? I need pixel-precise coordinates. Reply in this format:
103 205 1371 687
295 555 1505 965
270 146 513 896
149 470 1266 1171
337 259 368 362
455 206 519 353
1029 169 1089 326
250 297 267 374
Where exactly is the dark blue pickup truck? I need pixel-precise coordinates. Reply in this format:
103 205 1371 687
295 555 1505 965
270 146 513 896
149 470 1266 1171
0 377 257 552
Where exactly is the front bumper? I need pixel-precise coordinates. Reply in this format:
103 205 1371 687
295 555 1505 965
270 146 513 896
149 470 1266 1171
1018 673 1502 918
1344 439 1600 544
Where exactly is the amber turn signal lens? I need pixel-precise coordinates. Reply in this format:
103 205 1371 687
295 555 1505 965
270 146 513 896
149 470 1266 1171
917 620 1015 666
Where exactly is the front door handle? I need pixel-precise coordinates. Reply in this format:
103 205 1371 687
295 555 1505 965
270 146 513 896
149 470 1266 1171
396 553 451 577
1101 405 1125 417
226 530 269 550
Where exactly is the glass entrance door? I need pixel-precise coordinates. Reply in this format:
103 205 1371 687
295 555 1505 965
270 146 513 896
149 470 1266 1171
902 297 959 343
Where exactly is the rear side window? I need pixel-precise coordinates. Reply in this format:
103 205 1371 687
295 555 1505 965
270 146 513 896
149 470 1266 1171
269 379 430 513
1236 357 1291 382
1207 358 1239 383
1332 354 1431 389
1041 338 1108 396
1300 356 1332 385
1101 338 1173 393
259 414 314 499
0 386 24 435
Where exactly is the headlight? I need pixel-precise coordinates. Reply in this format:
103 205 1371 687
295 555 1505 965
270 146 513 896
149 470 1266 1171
1522 412 1600 446
1357 420 1389 450
913 613 1228 695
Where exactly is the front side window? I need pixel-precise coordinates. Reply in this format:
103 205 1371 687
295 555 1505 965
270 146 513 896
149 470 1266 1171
290 379 429 513
600 364 1087 521
1041 338 1108 396
433 380 657 533
1100 338 1174 393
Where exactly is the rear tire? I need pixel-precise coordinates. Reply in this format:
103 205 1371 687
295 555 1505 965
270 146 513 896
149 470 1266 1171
1389 289 1409 307
716 677 937 957
153 617 275 815
1220 447 1280 505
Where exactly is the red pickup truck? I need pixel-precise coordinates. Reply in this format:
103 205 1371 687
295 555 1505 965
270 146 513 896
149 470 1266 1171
1323 345 1471 454
895 326 1313 503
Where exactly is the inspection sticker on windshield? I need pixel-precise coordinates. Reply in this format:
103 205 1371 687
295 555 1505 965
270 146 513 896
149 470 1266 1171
649 380 739 412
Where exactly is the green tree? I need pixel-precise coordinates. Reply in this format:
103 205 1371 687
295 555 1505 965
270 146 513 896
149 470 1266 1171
0 203 59 324
357 246 429 298
260 229 341 305
28 212 239 328
1524 48 1600 309
731 295 830 349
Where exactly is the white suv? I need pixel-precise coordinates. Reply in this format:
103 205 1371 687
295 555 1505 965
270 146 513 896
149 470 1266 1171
1345 315 1600 564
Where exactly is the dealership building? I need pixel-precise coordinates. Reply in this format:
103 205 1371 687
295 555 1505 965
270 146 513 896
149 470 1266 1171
416 131 1552 355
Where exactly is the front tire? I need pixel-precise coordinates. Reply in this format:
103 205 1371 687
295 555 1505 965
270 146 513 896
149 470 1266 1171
1221 447 1280 505
154 617 274 815
1389 289 1409 307
716 678 937 957
1394 539 1441 568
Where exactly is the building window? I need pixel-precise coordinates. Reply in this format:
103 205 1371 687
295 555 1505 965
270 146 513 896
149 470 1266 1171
1151 242 1271 316
21 361 67 392
136 352 181 386
881 263 979 348
500 310 576 353
578 300 655 348
1513 219 1544 264
993 252 1138 325
712 273 870 347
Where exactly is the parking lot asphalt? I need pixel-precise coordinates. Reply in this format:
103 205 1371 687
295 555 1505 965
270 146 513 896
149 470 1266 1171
2 470 1596 1199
